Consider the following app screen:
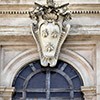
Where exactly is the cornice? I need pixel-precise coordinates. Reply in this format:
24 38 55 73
0 10 100 15
0 4 100 37
71 10 100 14
0 4 100 16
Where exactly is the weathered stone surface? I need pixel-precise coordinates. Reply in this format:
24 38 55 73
0 2 100 100
0 0 100 4
0 4 100 36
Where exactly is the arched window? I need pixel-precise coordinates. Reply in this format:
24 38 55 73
12 60 84 100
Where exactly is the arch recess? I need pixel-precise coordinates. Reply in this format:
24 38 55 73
2 48 94 87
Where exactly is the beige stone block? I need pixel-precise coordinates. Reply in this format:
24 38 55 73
81 86 96 100
0 87 14 100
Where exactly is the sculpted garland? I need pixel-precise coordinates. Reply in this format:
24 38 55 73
29 0 71 67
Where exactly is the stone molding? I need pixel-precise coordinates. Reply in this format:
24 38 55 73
0 10 100 15
71 10 100 14
2 48 94 87
0 4 100 15
0 25 100 36
81 86 96 100
0 87 14 100
0 4 100 36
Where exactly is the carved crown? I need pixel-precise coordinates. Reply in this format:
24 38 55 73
29 1 71 22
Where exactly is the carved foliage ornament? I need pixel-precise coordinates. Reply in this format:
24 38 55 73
29 0 72 67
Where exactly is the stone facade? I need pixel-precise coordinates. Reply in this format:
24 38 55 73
0 0 100 100
0 0 100 4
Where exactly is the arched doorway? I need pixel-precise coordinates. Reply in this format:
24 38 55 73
12 60 84 100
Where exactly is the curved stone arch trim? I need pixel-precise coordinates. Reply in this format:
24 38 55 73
2 48 94 87
2 48 39 86
60 49 94 86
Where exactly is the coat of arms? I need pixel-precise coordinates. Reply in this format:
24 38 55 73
29 0 71 67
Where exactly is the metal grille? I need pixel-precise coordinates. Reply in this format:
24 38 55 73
12 60 84 100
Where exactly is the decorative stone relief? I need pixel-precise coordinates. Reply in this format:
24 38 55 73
29 0 71 67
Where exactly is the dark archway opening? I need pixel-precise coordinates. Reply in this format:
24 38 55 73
12 60 84 100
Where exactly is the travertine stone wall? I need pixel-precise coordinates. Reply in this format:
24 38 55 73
0 2 100 100
0 0 100 4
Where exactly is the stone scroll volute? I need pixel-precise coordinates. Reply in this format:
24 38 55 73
29 0 72 67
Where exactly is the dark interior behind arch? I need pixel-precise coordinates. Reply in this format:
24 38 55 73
12 60 84 100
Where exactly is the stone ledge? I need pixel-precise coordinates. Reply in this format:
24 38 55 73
0 4 100 16
0 25 100 36
0 35 100 45
81 86 96 99
0 87 14 96
0 87 14 100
